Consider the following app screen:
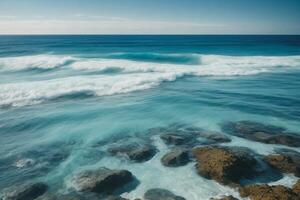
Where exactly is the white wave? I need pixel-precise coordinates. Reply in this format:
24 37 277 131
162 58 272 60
70 55 300 75
1 54 300 107
0 55 75 71
0 73 178 107
200 55 300 68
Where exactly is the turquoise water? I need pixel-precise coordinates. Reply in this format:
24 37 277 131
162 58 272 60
0 35 300 199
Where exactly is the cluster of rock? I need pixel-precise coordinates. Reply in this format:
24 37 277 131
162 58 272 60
1 121 300 200
222 121 300 147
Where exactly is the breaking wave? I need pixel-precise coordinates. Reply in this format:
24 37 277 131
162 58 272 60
1 53 300 107
0 55 75 71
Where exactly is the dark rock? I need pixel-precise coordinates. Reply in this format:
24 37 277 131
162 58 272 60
193 146 257 185
293 179 300 196
144 188 185 200
106 196 128 200
2 182 48 200
264 150 300 177
160 133 193 146
153 124 230 147
198 131 231 144
222 121 300 147
210 195 239 200
107 144 156 163
70 168 133 194
161 149 190 167
239 184 299 200
36 193 90 200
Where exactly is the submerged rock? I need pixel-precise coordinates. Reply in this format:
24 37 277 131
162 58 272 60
70 168 133 194
35 192 97 200
198 131 231 144
144 188 185 200
239 184 299 200
1 182 48 200
107 143 156 163
160 132 194 146
222 121 300 147
193 146 257 185
14 158 36 168
148 124 231 148
106 196 129 200
161 148 190 167
264 149 300 177
210 196 239 200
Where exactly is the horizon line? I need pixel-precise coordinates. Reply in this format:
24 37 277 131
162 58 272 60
0 34 300 36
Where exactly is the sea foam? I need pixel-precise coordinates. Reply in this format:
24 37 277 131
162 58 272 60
1 54 300 107
0 73 178 107
0 55 75 71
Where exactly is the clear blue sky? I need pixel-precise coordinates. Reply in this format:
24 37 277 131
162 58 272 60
0 0 299 34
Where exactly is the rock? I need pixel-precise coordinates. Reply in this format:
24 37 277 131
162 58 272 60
161 148 190 167
293 180 300 196
264 150 300 177
155 124 230 147
106 196 128 200
108 144 156 163
210 195 239 200
199 131 231 144
160 133 193 146
70 168 133 194
144 188 185 200
36 193 88 200
14 158 35 168
193 146 257 185
239 184 299 200
222 121 300 147
2 182 48 200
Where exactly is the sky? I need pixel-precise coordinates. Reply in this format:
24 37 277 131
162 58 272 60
0 0 299 34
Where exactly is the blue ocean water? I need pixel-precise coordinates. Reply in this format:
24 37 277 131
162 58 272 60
0 35 300 199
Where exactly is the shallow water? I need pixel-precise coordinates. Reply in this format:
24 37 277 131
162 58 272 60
0 35 300 199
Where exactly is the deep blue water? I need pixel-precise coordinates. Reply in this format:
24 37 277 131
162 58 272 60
0 35 300 199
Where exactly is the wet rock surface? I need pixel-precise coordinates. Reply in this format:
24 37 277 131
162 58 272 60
106 196 129 200
157 124 231 147
70 168 133 194
193 146 257 185
222 121 300 147
198 131 231 144
264 149 300 177
161 148 190 167
1 182 48 200
239 184 299 200
144 188 186 200
210 195 239 200
102 134 157 163
107 143 156 163
293 180 300 196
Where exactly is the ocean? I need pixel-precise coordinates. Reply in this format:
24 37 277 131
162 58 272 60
0 35 300 199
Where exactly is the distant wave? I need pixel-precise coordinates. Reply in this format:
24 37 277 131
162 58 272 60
70 55 300 75
0 55 75 71
0 54 300 107
104 52 200 65
1 53 300 73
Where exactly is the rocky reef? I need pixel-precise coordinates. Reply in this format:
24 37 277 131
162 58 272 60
222 121 300 147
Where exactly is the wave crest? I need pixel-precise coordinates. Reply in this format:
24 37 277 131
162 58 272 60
1 54 300 107
0 73 178 107
0 55 75 71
